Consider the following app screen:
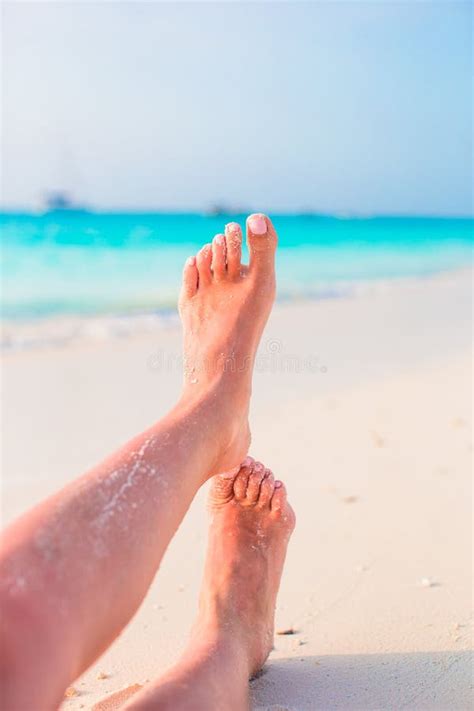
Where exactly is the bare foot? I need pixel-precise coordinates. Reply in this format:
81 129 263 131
178 215 278 475
121 460 295 711
195 458 295 677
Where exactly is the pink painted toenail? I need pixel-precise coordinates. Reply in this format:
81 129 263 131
186 256 196 267
248 214 267 235
274 480 283 488
242 456 253 467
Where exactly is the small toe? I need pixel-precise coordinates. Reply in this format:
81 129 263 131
270 480 287 513
181 256 198 298
196 243 212 285
225 222 242 278
245 461 267 505
211 234 227 280
233 458 254 500
257 468 275 508
246 213 278 274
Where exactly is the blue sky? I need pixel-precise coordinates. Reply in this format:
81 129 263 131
2 1 472 215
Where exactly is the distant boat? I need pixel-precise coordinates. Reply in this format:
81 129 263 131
42 191 89 214
203 203 247 217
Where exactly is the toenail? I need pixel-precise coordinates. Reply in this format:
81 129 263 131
214 234 225 245
248 214 267 235
274 480 282 488
242 456 253 467
225 222 240 234
186 256 196 266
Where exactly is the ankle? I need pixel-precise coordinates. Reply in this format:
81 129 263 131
175 379 251 477
188 616 252 678
128 629 249 711
181 366 251 409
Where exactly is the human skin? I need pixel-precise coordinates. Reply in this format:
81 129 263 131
0 214 279 710
124 460 295 711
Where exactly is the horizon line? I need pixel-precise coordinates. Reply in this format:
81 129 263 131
1 207 473 221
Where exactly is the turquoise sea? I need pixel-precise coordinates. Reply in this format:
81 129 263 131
1 212 473 323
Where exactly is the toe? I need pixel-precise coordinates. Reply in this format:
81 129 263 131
233 457 254 500
225 222 242 278
245 461 267 505
270 482 296 530
246 213 278 275
270 480 287 513
181 256 198 299
196 243 212 285
208 470 239 507
211 233 227 280
257 468 275 508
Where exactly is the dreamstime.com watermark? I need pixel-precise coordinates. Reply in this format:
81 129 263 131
147 339 327 375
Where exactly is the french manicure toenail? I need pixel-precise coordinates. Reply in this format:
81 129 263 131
248 214 267 235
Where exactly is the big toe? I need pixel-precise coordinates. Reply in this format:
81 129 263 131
246 213 278 275
208 465 242 507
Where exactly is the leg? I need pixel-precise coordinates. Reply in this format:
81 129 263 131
123 460 295 711
0 215 278 710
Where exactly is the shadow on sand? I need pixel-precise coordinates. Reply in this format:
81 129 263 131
250 650 472 711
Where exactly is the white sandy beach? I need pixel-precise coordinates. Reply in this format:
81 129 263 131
2 269 472 710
